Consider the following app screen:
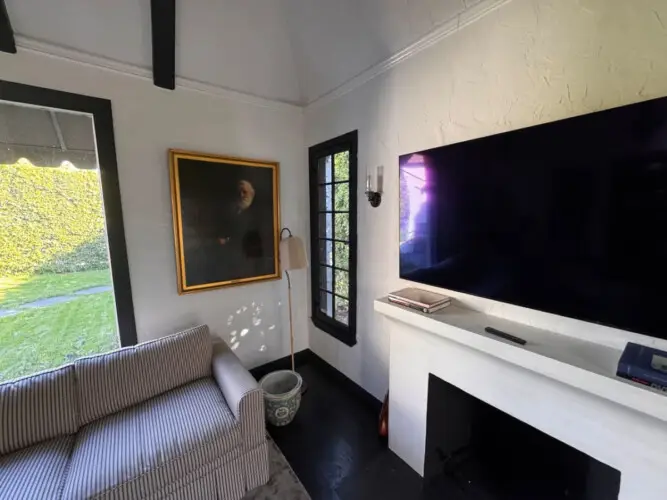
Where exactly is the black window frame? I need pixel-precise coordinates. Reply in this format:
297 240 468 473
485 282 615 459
308 130 358 347
0 79 138 347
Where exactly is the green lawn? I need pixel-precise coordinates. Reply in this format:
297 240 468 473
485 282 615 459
0 292 119 382
0 270 112 310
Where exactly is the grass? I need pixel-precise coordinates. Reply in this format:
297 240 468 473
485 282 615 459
0 292 119 382
0 270 112 310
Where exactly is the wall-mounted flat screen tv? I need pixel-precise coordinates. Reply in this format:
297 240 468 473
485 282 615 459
399 97 667 340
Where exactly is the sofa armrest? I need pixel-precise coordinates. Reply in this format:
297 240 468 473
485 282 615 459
211 341 265 450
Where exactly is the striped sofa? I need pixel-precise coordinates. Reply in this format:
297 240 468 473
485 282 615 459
0 325 269 499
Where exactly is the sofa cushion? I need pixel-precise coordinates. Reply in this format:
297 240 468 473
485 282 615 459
62 406 144 499
0 435 74 500
137 324 213 400
138 377 240 468
0 364 78 455
62 377 241 499
74 324 212 426
74 346 146 426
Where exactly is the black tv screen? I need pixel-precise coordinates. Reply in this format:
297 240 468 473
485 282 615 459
399 97 667 340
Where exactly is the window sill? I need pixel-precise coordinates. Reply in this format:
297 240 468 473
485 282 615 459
311 316 357 347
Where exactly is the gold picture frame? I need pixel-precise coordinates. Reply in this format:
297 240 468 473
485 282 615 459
169 149 281 294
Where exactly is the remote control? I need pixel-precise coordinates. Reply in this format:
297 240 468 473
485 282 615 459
484 327 527 346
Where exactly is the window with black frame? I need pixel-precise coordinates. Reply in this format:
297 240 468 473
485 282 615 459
309 131 358 346
0 80 137 383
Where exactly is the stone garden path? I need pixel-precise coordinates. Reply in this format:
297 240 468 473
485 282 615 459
0 286 112 318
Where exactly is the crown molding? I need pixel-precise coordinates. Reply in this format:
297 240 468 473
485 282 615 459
305 0 512 112
13 0 509 115
13 35 303 113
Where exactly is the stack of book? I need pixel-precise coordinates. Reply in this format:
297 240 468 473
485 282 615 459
617 343 667 393
388 288 451 314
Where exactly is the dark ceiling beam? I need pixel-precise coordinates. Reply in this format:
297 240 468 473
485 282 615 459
0 0 17 54
150 0 176 90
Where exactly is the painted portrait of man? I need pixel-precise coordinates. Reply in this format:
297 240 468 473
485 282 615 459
170 151 279 293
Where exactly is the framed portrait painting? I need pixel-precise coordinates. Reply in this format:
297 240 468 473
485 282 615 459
169 150 280 294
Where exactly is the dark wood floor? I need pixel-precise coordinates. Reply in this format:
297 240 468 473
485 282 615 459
266 358 425 500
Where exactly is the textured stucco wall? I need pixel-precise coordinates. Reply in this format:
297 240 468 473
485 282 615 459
305 0 667 400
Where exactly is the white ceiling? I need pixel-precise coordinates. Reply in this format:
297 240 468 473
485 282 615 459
6 0 482 105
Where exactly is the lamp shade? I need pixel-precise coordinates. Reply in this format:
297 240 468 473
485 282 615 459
280 235 308 271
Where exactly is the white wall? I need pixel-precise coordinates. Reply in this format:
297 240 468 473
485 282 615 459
0 49 308 369
305 0 667 400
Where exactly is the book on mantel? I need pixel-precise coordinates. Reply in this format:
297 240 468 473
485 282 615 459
617 343 667 393
388 288 451 314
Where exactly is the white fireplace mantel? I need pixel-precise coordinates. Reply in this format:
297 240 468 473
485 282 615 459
375 298 667 499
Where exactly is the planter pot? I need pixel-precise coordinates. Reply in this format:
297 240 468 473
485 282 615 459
259 370 302 426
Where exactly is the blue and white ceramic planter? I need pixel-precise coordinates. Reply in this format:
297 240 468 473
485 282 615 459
259 370 302 426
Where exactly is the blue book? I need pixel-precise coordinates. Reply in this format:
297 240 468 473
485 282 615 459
617 343 667 392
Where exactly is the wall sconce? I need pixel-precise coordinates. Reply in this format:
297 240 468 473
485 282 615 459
365 165 383 208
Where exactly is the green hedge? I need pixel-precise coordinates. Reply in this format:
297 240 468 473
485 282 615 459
0 164 108 276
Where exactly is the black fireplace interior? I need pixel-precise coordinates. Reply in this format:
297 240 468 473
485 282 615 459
424 374 621 500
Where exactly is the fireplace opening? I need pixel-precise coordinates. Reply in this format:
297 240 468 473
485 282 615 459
424 374 621 499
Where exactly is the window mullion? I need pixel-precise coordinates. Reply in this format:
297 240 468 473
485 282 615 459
331 182 336 301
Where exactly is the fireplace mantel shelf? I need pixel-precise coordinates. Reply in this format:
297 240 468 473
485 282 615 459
375 297 667 424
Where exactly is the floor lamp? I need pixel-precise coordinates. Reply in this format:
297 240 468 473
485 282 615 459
279 228 308 374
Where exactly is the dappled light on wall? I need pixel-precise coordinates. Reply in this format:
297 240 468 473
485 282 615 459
223 299 277 355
